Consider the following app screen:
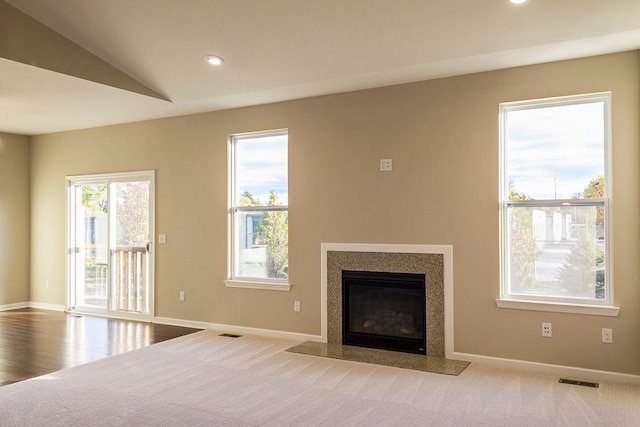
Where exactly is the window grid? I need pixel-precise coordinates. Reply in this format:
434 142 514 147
228 130 288 284
499 93 612 306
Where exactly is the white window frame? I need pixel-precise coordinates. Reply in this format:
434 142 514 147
496 93 619 316
224 129 290 292
66 170 156 321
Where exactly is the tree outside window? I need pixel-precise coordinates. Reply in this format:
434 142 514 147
501 93 610 304
230 130 288 282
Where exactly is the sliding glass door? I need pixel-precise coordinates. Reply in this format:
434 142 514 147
67 171 154 320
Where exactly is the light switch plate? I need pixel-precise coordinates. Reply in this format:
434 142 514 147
380 159 392 171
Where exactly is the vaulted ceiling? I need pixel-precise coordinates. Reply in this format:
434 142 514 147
2 0 640 135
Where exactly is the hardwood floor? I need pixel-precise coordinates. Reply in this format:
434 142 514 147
0 308 201 386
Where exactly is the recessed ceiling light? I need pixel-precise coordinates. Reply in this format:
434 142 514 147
510 0 528 4
204 55 224 66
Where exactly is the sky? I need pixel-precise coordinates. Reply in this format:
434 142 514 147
235 133 288 205
233 100 605 205
506 100 605 200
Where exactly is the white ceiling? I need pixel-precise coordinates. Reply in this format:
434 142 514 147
2 0 640 136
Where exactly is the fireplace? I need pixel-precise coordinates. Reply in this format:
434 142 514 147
342 270 426 355
288 244 466 375
324 244 450 358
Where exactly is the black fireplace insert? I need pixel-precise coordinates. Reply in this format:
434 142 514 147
342 270 426 355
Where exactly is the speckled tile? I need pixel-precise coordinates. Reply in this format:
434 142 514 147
327 251 445 356
286 342 469 376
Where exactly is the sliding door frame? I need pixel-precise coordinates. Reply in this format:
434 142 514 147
66 170 155 322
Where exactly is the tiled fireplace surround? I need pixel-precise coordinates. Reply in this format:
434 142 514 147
322 243 452 358
287 244 467 374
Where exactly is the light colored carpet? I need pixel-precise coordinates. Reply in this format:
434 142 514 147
0 330 638 426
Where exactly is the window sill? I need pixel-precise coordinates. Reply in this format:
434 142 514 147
224 279 291 292
495 298 619 317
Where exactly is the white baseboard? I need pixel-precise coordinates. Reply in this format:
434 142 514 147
153 316 324 343
0 302 65 312
0 302 30 311
28 301 66 312
453 351 640 386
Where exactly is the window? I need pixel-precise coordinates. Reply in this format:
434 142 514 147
226 130 289 290
499 93 614 311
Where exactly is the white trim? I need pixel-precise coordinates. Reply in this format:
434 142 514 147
499 93 614 308
453 351 640 386
66 170 155 322
66 170 157 183
224 279 291 291
70 307 152 322
320 243 454 359
153 316 321 342
495 298 619 316
227 129 289 284
1 302 65 312
28 301 65 312
0 302 30 311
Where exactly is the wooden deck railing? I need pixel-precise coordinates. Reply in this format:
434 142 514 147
114 245 148 313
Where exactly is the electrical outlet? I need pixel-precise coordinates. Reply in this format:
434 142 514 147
542 322 552 337
602 328 613 344
179 291 185 302
294 301 301 312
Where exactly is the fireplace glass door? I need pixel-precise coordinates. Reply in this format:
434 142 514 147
342 270 426 354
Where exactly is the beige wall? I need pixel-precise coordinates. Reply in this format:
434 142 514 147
29 51 640 375
0 133 30 304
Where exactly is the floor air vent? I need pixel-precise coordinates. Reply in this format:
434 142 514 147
219 333 242 338
559 378 599 388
